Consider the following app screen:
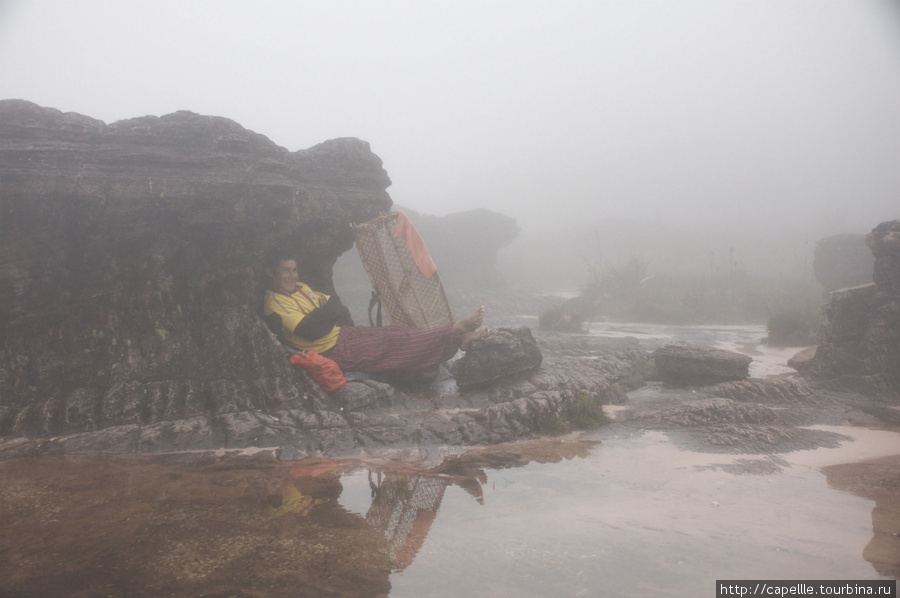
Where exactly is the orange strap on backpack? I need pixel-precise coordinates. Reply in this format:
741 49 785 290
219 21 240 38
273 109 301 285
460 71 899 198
289 351 347 392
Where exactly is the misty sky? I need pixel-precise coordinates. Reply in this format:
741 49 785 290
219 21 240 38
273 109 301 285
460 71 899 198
2 0 899 236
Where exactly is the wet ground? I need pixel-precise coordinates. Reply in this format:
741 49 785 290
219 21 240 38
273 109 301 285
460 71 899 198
2 323 898 597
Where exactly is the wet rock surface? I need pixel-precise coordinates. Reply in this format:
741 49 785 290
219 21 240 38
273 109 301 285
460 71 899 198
652 342 752 386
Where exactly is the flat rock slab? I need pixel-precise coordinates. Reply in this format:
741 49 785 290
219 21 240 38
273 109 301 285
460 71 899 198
652 342 752 386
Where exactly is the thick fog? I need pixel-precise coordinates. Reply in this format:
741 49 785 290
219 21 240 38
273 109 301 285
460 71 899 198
2 0 899 282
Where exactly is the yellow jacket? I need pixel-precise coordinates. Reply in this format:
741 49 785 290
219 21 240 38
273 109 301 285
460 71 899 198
263 283 341 353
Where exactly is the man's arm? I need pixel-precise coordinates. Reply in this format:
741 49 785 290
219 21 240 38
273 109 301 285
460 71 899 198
293 296 347 340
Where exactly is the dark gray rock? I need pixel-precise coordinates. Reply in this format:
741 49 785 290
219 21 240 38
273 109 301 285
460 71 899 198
804 284 877 378
804 220 900 398
652 342 751 386
451 326 543 390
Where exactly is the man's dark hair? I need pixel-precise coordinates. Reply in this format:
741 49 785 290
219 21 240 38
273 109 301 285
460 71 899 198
264 243 297 273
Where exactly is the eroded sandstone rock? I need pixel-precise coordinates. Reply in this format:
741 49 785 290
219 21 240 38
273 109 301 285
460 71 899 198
652 342 751 386
0 99 391 443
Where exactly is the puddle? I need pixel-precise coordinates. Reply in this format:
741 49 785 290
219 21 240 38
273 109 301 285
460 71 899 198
388 430 898 598
2 429 897 597
823 454 900 578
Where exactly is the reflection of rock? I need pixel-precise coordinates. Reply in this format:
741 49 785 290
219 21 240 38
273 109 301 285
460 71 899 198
652 342 751 386
0 436 600 596
0 456 394 598
451 326 543 389
823 455 900 578
813 233 875 292
431 437 597 472
803 220 900 396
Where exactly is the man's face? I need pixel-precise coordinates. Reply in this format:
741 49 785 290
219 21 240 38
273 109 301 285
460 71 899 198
269 259 298 294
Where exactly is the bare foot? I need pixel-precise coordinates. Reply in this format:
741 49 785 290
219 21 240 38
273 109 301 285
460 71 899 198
453 306 485 334
460 326 487 350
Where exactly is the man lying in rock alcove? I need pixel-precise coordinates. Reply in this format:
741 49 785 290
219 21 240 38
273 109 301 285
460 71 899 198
262 245 486 374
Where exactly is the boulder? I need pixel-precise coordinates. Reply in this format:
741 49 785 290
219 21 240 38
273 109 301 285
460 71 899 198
652 342 751 386
451 326 543 390
787 346 817 372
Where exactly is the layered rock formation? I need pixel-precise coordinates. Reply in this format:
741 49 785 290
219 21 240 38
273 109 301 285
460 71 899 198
0 101 648 459
0 99 392 445
802 220 900 397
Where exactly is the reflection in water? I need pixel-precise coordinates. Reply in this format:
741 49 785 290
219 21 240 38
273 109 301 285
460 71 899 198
270 482 325 517
823 453 900 578
366 471 448 571
349 438 595 573
4 423 892 598
0 440 588 597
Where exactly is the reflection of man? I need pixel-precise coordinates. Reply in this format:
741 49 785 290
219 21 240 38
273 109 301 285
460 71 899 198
262 247 486 373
